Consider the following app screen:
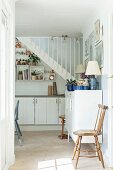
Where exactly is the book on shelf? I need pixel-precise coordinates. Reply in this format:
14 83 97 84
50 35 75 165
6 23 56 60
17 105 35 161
23 69 29 80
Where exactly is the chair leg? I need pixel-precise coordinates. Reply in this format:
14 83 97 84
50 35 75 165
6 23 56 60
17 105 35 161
75 136 82 169
94 135 101 161
72 136 79 160
95 136 105 168
16 120 22 137
15 120 22 142
97 137 105 168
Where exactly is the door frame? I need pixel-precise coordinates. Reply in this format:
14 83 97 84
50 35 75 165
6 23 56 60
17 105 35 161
0 0 15 169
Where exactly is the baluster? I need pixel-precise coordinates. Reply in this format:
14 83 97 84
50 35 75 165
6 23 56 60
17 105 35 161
57 38 58 67
48 37 50 61
65 38 67 71
52 38 53 62
61 37 62 68
39 37 41 50
78 39 80 64
66 38 68 77
53 38 54 63
70 38 71 75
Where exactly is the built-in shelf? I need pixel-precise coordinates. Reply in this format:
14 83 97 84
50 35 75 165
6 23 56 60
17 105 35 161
16 65 55 81
15 45 55 82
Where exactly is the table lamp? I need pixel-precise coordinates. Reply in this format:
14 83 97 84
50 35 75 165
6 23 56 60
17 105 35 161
76 64 85 74
85 61 101 90
75 64 85 79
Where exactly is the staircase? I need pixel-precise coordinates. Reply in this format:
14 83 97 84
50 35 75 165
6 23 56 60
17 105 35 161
18 37 82 80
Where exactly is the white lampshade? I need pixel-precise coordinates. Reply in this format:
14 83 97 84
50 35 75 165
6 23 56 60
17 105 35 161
85 61 101 75
75 64 85 73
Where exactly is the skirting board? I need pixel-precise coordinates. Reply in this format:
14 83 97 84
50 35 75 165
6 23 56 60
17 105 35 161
20 125 62 131
103 154 109 168
6 154 15 170
3 154 15 170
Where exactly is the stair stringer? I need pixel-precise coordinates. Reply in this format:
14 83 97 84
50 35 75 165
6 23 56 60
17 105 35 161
18 37 74 80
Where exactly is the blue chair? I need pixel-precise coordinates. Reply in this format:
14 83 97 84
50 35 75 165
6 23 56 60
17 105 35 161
15 100 22 143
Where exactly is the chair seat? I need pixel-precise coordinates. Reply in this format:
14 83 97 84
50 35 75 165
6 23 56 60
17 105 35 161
73 130 102 136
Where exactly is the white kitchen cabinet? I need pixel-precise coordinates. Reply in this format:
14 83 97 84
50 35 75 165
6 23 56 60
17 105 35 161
35 97 46 124
46 98 59 124
16 97 34 124
65 90 102 143
15 96 65 125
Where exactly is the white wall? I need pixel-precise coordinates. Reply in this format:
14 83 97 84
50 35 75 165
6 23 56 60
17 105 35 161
82 1 113 166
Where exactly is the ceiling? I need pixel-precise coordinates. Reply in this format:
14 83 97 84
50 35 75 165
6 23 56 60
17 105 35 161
15 0 100 37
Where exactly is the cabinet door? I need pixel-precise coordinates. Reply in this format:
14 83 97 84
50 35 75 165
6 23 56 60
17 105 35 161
58 97 65 124
35 98 46 124
15 97 34 124
46 98 58 124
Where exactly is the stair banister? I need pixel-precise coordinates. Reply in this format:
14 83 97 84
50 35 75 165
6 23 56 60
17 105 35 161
17 37 80 80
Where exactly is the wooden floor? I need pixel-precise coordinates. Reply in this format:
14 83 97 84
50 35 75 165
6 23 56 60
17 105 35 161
9 131 111 170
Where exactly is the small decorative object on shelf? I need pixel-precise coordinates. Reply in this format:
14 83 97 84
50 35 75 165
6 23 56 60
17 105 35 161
18 71 23 80
53 82 57 95
49 74 55 80
48 85 53 96
16 59 19 65
66 79 90 91
66 79 76 91
26 50 31 55
16 59 29 65
31 70 37 80
83 78 89 90
30 66 44 80
15 41 21 48
28 53 40 66
44 69 55 80
15 38 21 48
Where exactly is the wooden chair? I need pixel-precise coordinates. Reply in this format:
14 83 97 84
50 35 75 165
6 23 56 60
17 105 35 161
72 104 108 169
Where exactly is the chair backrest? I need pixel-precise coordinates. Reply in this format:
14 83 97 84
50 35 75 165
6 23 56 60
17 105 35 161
15 100 19 120
94 104 108 133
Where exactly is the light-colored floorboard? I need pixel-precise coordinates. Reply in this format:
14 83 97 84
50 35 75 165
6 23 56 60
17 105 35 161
9 131 110 170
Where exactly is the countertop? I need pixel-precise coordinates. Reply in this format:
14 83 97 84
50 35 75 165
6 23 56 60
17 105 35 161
15 94 65 98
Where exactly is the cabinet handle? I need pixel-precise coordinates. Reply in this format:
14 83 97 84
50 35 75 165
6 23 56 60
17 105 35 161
56 99 58 103
33 98 35 104
36 98 37 104
71 100 72 111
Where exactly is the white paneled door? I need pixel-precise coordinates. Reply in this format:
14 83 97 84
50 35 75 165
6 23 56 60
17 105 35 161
16 98 34 124
35 98 46 124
